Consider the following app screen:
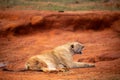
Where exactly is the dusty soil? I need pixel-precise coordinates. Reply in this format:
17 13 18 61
0 10 120 80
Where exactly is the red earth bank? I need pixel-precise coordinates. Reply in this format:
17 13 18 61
0 10 120 80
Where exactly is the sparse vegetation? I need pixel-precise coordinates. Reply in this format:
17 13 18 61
0 0 120 10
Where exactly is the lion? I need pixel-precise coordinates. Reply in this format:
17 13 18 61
25 42 95 72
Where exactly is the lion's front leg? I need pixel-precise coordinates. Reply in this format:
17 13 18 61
72 62 95 68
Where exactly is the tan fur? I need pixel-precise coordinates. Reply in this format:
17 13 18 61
25 42 95 72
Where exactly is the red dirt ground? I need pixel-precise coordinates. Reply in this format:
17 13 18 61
0 10 120 80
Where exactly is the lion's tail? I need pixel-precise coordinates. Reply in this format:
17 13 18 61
0 62 28 72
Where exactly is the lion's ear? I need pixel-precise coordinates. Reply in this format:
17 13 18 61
71 44 74 48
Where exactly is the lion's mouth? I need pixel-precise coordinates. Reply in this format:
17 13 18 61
75 50 82 54
79 51 82 54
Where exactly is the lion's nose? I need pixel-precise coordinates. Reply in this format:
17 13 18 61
82 46 84 49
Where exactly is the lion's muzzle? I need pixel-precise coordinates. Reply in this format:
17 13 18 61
77 46 84 54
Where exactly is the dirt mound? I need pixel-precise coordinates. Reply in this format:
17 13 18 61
78 52 120 63
0 11 120 36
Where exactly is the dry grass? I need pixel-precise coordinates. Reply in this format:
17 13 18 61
0 0 120 11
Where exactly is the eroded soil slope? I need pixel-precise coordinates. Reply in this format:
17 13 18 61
0 10 120 80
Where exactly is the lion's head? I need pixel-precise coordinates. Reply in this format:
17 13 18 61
69 42 84 54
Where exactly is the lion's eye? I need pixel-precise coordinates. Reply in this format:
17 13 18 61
71 44 74 48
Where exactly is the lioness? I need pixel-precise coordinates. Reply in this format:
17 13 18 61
25 42 95 72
